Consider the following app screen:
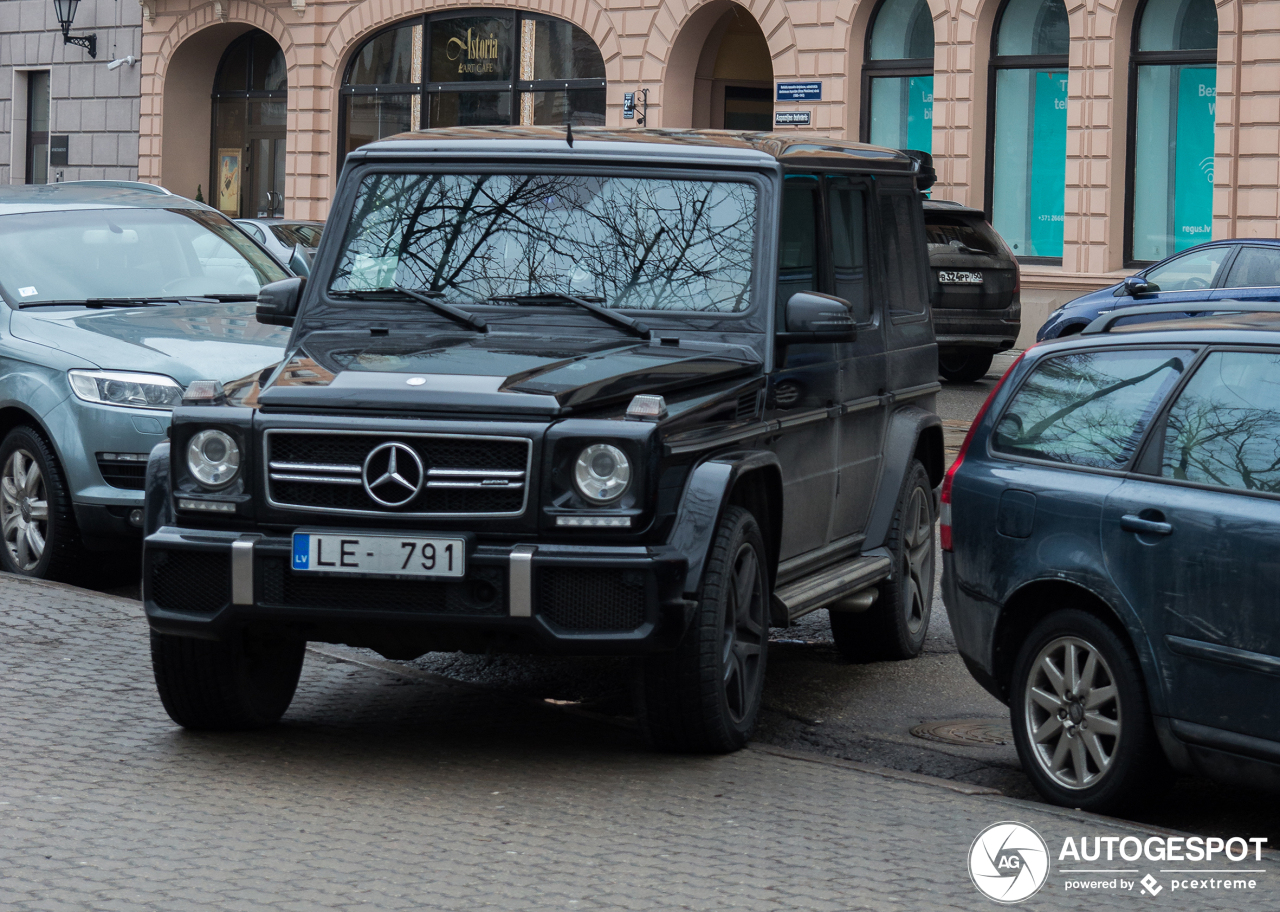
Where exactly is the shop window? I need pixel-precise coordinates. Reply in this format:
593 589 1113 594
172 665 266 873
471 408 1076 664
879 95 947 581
340 11 606 158
1127 0 1217 264
988 0 1069 261
862 0 934 152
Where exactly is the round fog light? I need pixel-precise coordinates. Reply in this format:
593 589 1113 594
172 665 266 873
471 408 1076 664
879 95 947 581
573 443 631 504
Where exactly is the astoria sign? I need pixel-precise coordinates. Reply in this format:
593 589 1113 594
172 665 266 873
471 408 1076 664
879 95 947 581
446 28 501 75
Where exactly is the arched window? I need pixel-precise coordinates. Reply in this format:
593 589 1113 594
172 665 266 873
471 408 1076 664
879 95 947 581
212 30 287 218
862 0 934 151
987 0 1069 260
1127 0 1217 263
340 11 606 157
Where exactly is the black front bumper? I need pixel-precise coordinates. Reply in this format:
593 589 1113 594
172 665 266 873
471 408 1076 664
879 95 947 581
143 527 694 655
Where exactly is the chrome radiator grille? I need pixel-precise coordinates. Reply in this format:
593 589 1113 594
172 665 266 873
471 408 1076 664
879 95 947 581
264 430 532 517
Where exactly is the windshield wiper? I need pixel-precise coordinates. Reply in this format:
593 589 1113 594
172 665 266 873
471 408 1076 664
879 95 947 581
330 287 487 333
486 293 650 340
17 297 170 309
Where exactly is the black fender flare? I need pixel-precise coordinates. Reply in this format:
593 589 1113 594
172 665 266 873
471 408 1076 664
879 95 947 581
863 405 943 551
662 449 782 600
144 441 174 537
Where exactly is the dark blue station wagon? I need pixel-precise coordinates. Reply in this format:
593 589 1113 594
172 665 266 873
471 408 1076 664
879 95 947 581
942 304 1280 813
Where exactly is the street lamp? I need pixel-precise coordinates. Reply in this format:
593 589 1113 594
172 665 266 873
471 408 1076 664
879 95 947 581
52 0 97 58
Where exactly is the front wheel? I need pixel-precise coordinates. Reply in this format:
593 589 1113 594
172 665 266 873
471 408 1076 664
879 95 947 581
0 426 89 582
642 505 769 753
151 629 306 730
1009 609 1169 813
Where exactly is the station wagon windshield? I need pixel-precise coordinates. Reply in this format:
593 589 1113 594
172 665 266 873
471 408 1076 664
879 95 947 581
329 172 758 313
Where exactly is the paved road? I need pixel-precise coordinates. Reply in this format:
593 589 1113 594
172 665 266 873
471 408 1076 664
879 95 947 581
2 574 1276 910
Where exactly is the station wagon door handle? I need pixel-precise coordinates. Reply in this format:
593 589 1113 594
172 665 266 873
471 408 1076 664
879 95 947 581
1120 514 1173 536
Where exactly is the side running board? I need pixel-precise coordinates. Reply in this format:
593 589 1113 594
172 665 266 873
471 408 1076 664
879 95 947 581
772 553 893 622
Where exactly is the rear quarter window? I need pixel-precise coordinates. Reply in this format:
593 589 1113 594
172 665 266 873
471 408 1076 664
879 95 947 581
992 348 1196 469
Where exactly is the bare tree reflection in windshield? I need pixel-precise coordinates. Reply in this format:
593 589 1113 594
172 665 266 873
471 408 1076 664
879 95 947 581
329 172 757 313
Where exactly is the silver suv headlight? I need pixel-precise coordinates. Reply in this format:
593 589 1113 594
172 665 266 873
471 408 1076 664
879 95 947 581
68 370 183 410
187 429 241 490
572 443 631 504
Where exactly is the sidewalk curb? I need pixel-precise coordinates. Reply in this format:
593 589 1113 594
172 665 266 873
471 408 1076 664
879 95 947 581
747 742 1004 796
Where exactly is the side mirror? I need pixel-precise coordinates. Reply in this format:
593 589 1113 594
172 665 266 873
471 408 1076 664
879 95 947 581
780 292 856 342
288 243 312 278
1122 275 1156 296
256 277 304 327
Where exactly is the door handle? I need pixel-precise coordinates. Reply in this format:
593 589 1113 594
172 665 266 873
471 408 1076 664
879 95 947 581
1120 513 1172 535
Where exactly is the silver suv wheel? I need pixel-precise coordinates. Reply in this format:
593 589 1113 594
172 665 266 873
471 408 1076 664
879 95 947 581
1023 634 1121 790
1 448 48 571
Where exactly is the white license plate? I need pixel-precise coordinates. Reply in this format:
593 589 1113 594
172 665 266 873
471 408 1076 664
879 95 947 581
938 270 983 284
291 532 466 578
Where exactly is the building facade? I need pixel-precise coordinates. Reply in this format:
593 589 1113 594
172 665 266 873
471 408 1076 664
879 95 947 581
8 0 1277 339
1 0 143 184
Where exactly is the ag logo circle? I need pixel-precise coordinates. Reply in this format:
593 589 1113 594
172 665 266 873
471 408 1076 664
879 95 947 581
968 822 1049 904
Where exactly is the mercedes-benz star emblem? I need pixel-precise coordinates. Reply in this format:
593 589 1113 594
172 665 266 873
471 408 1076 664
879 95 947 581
362 442 425 508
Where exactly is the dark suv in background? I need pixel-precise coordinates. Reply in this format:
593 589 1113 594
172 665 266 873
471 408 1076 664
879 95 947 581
142 128 944 753
924 200 1021 382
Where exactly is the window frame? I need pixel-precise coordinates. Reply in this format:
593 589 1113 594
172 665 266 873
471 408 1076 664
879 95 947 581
859 0 934 146
338 10 608 167
1123 0 1217 267
983 0 1070 266
986 342 1206 476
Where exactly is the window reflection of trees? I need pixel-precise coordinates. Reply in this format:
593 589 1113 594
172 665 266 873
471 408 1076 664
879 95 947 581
1163 353 1280 493
330 173 757 312
993 351 1190 468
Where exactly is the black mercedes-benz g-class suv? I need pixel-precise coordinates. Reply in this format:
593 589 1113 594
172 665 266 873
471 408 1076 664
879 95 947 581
143 127 944 752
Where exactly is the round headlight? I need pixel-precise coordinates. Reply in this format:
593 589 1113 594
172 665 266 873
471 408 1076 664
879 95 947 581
573 443 631 504
187 429 240 490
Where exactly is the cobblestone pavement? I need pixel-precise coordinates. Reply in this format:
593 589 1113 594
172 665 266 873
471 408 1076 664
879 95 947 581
1 574 1275 911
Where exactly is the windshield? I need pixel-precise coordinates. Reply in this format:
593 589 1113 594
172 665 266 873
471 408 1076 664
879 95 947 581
329 172 759 313
0 207 288 306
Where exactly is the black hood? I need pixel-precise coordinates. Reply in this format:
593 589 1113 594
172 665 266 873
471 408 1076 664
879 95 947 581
256 331 761 416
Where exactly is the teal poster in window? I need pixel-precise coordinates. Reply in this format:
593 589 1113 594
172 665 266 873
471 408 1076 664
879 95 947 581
1029 70 1067 257
907 75 934 153
1173 66 1216 252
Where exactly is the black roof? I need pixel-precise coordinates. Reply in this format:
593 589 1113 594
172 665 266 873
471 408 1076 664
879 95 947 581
351 126 927 180
923 198 985 216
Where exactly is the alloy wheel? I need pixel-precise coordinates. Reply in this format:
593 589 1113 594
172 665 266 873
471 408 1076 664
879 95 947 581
1023 635 1122 790
720 541 766 724
900 485 933 636
1 449 49 571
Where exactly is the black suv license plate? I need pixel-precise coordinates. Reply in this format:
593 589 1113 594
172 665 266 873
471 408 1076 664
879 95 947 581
291 532 466 578
938 270 983 284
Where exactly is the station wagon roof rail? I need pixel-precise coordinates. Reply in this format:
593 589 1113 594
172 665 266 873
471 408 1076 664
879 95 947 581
1082 301 1280 334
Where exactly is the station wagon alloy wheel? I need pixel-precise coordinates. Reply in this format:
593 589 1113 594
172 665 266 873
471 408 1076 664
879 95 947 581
1 448 49 571
1023 635 1122 790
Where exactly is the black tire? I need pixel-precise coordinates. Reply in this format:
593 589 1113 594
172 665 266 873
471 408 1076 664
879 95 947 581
938 349 995 383
831 460 934 661
151 629 306 730
1009 609 1170 813
641 505 769 753
0 426 91 583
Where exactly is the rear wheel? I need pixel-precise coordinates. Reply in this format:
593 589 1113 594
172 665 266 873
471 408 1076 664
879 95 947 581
831 460 934 661
938 349 995 383
642 506 769 753
0 426 90 582
1010 609 1169 813
151 629 305 730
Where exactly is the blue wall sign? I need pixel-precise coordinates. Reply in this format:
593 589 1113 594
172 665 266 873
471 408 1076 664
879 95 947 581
777 82 822 102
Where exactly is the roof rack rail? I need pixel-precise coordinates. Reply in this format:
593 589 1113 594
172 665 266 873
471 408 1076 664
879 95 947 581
62 180 172 196
1082 301 1280 334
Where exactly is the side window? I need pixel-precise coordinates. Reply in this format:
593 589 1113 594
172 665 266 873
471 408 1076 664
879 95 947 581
828 177 871 324
1144 246 1231 291
243 224 266 243
1223 246 1280 289
777 176 820 309
877 189 928 318
1161 351 1280 493
992 349 1195 468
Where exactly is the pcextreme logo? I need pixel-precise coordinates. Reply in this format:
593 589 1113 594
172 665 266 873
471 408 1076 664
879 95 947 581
969 822 1051 904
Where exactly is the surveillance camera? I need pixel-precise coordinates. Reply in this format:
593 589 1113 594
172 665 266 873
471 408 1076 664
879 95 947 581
106 55 138 70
